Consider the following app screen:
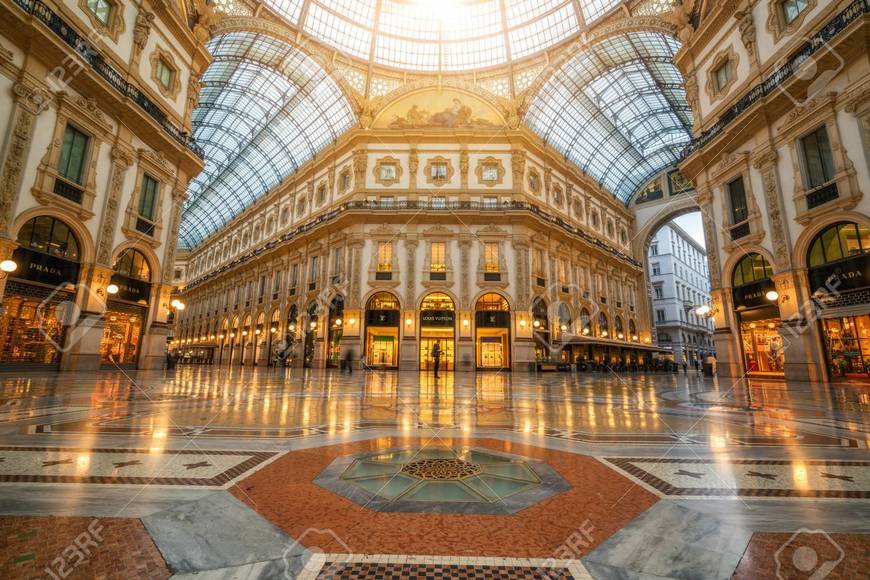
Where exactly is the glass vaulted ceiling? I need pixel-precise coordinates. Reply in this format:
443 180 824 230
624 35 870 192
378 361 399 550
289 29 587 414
179 32 355 248
261 0 623 71
525 31 692 202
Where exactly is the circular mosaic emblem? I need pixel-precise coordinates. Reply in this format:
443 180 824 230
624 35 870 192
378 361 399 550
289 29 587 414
400 458 482 480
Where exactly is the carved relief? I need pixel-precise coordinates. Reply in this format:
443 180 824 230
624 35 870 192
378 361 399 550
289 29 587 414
405 239 418 308
133 10 154 56
752 151 791 270
734 8 758 68
511 150 525 193
96 145 135 265
352 149 367 192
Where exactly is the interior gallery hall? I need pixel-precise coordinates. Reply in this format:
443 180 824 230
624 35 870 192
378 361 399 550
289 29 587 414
0 0 868 578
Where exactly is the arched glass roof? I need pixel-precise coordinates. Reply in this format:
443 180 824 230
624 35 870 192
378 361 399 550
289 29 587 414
259 0 624 72
179 32 356 248
524 31 692 203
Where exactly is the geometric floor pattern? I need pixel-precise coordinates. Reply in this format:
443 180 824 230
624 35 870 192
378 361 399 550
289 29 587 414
0 366 868 579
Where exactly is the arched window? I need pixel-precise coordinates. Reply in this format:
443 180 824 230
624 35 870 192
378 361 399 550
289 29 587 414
113 249 151 282
732 253 773 287
421 292 454 311
808 222 870 267
598 312 609 336
614 316 624 338
16 216 80 261
475 293 509 311
580 308 592 336
629 319 637 340
367 292 400 311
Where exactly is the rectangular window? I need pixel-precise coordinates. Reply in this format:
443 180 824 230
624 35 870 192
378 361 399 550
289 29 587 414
781 0 809 24
651 262 661 276
727 177 749 224
714 62 731 91
308 256 319 285
57 125 89 184
800 126 836 189
649 244 658 256
289 264 299 289
654 285 664 299
377 241 392 272
138 174 159 221
431 162 449 180
86 0 112 24
656 309 666 323
430 242 446 272
258 275 266 299
155 59 174 89
272 271 282 293
332 247 343 275
484 242 499 273
481 164 499 181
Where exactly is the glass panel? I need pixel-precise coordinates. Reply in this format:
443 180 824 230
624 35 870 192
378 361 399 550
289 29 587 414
801 126 836 188
401 481 482 502
821 226 843 263
350 475 418 499
728 177 748 223
839 223 862 257
342 460 401 479
58 125 89 184
139 175 158 221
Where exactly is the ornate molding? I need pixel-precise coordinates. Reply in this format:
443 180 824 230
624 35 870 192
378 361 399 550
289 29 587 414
475 156 506 187
766 0 817 44
132 10 154 57
96 144 136 266
149 47 182 100
373 156 403 187
78 0 126 43
423 156 454 187
705 46 739 103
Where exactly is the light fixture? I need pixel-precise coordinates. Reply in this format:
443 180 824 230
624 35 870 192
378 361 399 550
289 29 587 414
230 332 236 338
348 318 356 325
632 335 638 341
765 290 779 302
462 319 469 327
767 322 776 329
519 320 527 328
270 327 277 333
533 320 541 328
219 334 225 339
106 283 119 295
601 330 608 337
242 330 248 336
582 327 590 335
255 328 261 335
289 324 296 332
560 324 568 331
210 335 215 340
334 318 343 326
695 305 711 316
310 321 317 329
0 259 17 273
618 333 624 340
405 318 412 326
749 323 757 329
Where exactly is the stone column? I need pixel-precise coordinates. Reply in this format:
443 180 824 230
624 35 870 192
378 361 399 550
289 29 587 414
401 239 419 371
95 144 135 267
457 236 473 372
774 271 826 382
0 238 18 303
59 264 115 371
0 76 51 237
710 288 742 378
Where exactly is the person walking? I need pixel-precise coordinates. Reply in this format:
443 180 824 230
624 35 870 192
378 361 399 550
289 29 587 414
431 340 442 378
344 349 355 374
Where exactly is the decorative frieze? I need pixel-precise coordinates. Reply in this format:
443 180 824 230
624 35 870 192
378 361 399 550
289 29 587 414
96 145 135 266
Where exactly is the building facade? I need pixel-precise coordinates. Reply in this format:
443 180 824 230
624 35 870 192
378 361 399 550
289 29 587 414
648 222 715 365
171 86 661 372
0 0 206 369
678 0 870 382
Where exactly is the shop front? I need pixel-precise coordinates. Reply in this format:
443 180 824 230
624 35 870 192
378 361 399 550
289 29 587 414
327 296 344 368
474 293 510 370
419 292 455 372
364 292 400 369
99 249 151 368
303 301 318 368
531 297 550 361
732 253 783 377
0 216 82 368
807 222 870 381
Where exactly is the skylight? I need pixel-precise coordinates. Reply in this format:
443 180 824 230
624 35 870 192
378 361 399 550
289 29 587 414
524 32 692 203
179 32 356 248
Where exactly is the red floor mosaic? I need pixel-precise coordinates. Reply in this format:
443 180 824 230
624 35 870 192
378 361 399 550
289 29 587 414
732 532 870 580
230 437 657 558
0 515 169 580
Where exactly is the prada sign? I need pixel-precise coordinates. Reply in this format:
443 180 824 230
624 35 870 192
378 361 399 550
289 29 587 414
475 311 510 328
12 247 80 286
109 274 151 304
365 309 399 327
809 254 870 295
420 310 455 327
733 279 776 311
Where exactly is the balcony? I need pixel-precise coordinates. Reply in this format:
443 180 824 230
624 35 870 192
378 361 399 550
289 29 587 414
375 271 392 281
135 218 155 237
484 272 501 282
730 222 750 241
52 177 83 204
806 182 839 209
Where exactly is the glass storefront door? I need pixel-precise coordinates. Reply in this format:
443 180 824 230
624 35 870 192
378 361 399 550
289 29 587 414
99 306 144 366
822 315 870 379
478 337 505 368
0 287 69 367
739 317 784 375
420 334 454 371
366 330 398 367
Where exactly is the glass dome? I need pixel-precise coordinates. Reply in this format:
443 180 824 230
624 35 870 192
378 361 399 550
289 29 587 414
260 0 624 72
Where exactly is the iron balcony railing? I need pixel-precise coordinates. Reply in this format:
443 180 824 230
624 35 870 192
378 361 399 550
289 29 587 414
684 0 868 156
184 199 643 290
12 0 204 159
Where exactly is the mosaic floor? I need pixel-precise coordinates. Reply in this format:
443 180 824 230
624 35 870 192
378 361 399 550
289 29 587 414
0 366 868 579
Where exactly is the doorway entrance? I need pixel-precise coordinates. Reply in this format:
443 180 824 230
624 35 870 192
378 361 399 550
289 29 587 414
419 292 455 372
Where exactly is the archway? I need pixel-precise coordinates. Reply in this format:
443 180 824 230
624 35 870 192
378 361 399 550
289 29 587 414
364 292 400 369
100 248 152 367
254 312 266 365
474 293 510 370
806 222 870 380
1 216 83 368
731 253 782 377
327 296 345 368
419 292 455 372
